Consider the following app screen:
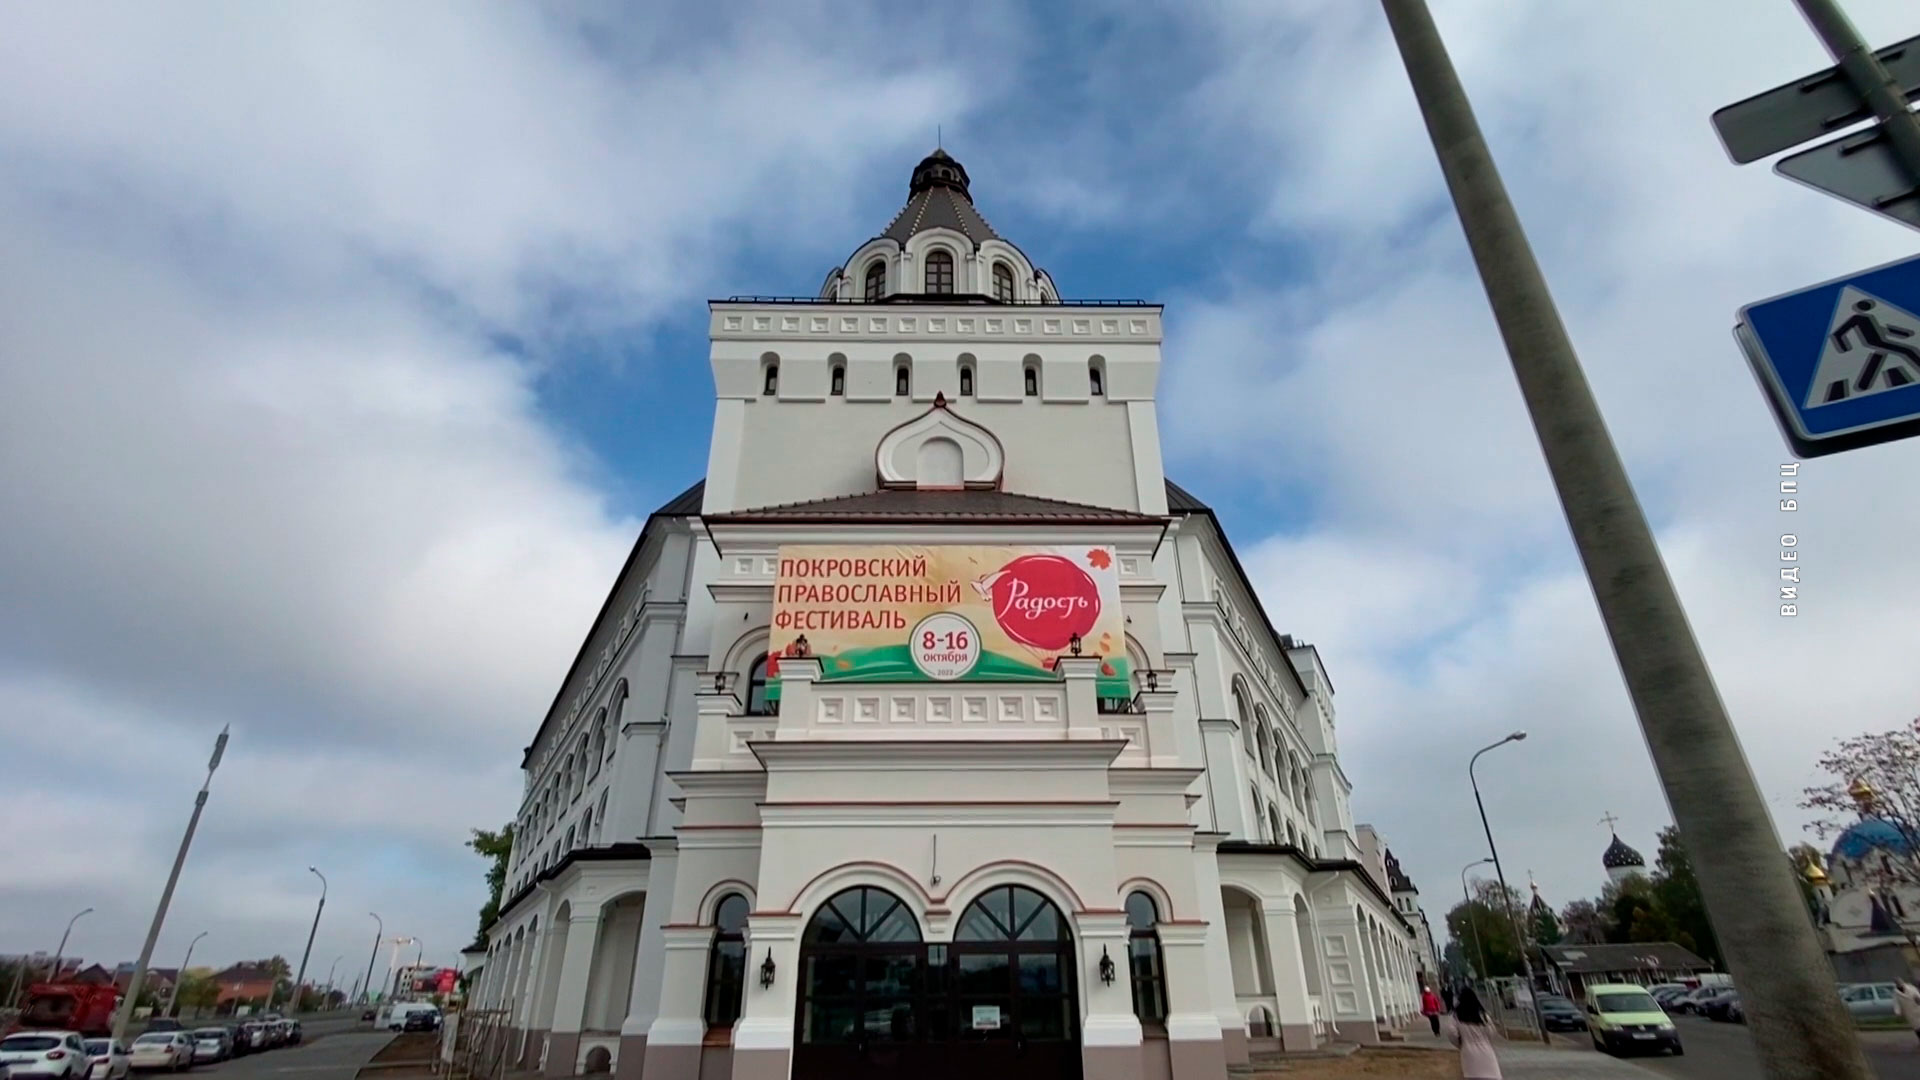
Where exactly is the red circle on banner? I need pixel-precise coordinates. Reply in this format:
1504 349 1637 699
988 554 1101 650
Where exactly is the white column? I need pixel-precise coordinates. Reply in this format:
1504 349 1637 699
640 926 715 1073
1057 656 1102 738
1137 688 1178 766
1076 913 1143 1067
1315 912 1379 1045
1156 923 1226 1080
622 848 676 1039
1259 904 1316 1050
1189 838 1245 1064
770 656 819 740
732 914 802 1077
548 910 604 1035
690 685 741 769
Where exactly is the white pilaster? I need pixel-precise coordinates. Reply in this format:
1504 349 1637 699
1259 904 1315 1044
732 914 802 1054
621 845 677 1037
770 656 819 740
1076 912 1144 1050
548 909 605 1036
1189 838 1244 1061
1058 656 1103 739
644 925 716 1043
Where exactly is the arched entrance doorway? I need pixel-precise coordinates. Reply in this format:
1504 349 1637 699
791 884 1081 1080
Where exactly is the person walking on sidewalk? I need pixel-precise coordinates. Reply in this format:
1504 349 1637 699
1897 980 1920 1042
1444 986 1502 1079
1420 984 1443 1036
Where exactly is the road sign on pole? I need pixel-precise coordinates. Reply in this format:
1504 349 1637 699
1775 123 1920 231
1737 251 1920 456
1711 32 1920 164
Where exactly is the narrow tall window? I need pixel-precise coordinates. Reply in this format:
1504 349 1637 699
747 654 776 716
830 364 845 396
1024 365 1038 397
763 363 778 396
925 249 954 294
1126 892 1168 1025
992 261 1014 302
959 365 974 397
864 261 886 301
703 894 750 1030
896 364 911 396
1090 365 1104 396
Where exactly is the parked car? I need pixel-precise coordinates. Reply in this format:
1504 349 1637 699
1584 984 1683 1057
1840 982 1900 1020
400 1009 440 1033
135 1023 177 1037
187 1031 228 1065
1704 989 1744 1023
359 1011 375 1023
0 1032 93 1080
385 1004 438 1032
1537 995 1587 1032
81 1040 129 1080
127 1032 193 1073
1672 986 1722 1015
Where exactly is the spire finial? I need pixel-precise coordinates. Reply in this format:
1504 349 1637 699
937 124 942 150
1599 811 1621 834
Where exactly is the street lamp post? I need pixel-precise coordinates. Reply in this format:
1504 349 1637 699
324 956 342 1009
1378 2 1876 1075
49 908 94 986
1469 732 1548 1044
360 914 383 1007
1458 858 1494 984
111 726 230 1050
162 932 208 1018
286 867 327 1015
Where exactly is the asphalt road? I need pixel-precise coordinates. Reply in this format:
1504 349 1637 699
1541 1016 1920 1079
168 1030 394 1080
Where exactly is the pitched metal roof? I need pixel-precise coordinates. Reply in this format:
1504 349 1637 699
659 479 1211 519
1163 479 1212 513
880 149 1002 248
705 487 1163 524
1540 942 1710 974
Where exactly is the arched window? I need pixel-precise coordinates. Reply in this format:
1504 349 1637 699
1269 807 1283 846
1254 724 1272 777
606 687 623 762
924 249 954 294
703 894 750 1030
864 261 886 301
1234 686 1254 756
830 363 845 396
590 710 606 777
564 824 576 850
992 261 1014 302
796 887 921 1053
747 654 776 716
895 364 911 397
763 361 778 396
1089 364 1104 396
594 789 608 842
1251 789 1266 840
959 363 974 397
1023 364 1039 397
1125 891 1168 1025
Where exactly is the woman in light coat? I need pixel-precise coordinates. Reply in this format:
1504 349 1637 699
1445 986 1502 1079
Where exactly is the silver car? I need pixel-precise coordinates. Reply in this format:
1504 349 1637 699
1840 982 1900 1019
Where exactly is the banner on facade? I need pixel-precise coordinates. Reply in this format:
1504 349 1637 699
768 545 1128 699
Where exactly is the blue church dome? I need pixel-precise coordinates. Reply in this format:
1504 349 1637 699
1831 819 1913 861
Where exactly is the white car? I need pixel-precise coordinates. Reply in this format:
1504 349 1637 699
0 1032 92 1080
81 1040 130 1080
127 1034 192 1073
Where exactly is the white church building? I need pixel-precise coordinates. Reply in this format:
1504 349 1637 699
470 150 1427 1080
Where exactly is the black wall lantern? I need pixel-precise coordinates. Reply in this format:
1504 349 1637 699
1098 946 1115 986
1145 669 1159 692
759 949 776 990
793 634 811 657
1069 633 1083 657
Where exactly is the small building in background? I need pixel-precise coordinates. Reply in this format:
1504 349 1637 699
1538 943 1711 1001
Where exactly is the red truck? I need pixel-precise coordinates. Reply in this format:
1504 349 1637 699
6 984 123 1038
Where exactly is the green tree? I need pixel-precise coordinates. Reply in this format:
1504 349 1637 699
1446 880 1526 977
175 972 220 1016
1559 899 1604 944
468 824 515 947
1529 900 1562 947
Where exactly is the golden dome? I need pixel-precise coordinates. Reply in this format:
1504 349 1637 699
1802 859 1829 884
1849 778 1876 805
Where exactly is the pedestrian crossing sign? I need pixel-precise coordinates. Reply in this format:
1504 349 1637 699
1737 252 1920 457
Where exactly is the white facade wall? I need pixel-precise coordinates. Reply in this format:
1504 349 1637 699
481 159 1422 1080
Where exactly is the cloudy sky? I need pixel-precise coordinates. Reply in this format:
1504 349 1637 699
4 0 1918 975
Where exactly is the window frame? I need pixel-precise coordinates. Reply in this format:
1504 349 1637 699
763 362 778 396
864 261 887 301
896 364 911 397
958 364 974 397
829 363 845 396
746 654 778 716
991 261 1015 302
1089 364 1104 396
924 249 954 294
1124 891 1168 1026
703 894 751 1030
1023 365 1039 397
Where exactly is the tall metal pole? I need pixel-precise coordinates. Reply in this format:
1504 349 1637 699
110 726 229 1050
360 914 383 1007
162 931 207 1018
1470 734 1548 1044
49 907 94 985
288 867 326 1015
1794 0 1920 181
1458 859 1493 982
1379 2 1874 1075
324 956 342 1009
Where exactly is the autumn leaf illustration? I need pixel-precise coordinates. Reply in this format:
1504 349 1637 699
1086 549 1112 569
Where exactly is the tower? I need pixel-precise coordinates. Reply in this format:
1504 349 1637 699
1602 828 1647 887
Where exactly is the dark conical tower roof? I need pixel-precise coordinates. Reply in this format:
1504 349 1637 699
881 149 1002 248
1602 833 1646 870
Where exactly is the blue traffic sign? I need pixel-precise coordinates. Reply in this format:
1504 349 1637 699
1737 252 1920 457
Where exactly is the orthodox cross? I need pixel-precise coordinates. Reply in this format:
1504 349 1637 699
1599 811 1621 833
